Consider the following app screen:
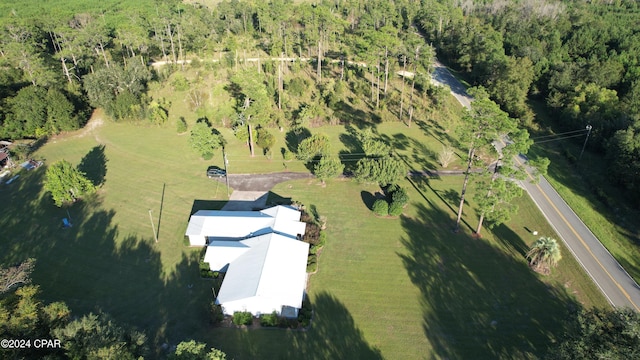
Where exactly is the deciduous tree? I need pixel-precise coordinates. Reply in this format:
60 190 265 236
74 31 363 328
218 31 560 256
548 308 640 360
53 311 147 360
44 160 96 207
354 156 407 186
170 340 227 360
189 122 222 160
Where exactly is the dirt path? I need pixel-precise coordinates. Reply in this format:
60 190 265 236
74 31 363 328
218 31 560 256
49 109 105 144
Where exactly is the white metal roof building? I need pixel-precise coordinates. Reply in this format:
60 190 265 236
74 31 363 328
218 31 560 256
213 233 309 317
186 205 309 317
185 205 306 246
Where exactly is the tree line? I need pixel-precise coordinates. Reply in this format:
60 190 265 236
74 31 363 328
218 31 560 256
0 259 226 359
0 0 434 139
417 0 640 206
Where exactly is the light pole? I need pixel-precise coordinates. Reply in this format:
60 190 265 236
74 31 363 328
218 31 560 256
148 209 158 243
578 124 592 163
223 147 230 198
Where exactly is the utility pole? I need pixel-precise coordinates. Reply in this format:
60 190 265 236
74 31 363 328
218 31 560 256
578 124 592 163
223 147 230 198
148 209 158 243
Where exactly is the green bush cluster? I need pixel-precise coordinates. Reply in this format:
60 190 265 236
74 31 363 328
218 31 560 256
307 254 318 273
259 312 279 327
199 260 213 278
176 117 188 133
232 311 253 326
297 297 313 328
281 147 294 161
372 199 389 216
371 184 409 217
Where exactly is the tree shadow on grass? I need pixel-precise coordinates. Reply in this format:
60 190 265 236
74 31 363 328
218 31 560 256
285 127 311 153
0 168 215 357
210 292 382 360
491 223 531 257
360 191 376 210
399 202 580 358
333 101 379 129
78 144 107 186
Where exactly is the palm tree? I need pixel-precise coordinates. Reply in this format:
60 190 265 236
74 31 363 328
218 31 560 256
526 237 562 275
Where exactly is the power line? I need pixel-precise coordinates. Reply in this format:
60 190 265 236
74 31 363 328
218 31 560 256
531 133 588 145
530 128 589 140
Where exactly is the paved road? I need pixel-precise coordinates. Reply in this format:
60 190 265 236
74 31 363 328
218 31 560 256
432 60 640 310
218 172 313 191
212 172 312 211
431 60 473 109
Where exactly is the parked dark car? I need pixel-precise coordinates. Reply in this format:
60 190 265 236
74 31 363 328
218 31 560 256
207 166 226 178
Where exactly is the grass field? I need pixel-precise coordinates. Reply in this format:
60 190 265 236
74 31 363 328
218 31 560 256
207 176 607 359
0 97 608 359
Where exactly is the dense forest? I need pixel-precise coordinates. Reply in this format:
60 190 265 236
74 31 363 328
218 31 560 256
1 0 639 204
418 0 640 204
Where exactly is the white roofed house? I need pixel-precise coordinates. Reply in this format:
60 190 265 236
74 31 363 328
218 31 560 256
185 205 309 318
185 205 306 246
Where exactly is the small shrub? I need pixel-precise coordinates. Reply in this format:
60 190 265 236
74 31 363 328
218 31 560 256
232 311 253 326
297 297 313 328
260 311 279 327
282 147 294 161
199 260 213 278
385 183 399 196
391 187 409 206
277 316 298 328
388 200 404 216
317 231 327 248
172 74 190 91
438 145 455 168
307 254 318 273
372 199 389 216
176 117 188 133
256 127 276 152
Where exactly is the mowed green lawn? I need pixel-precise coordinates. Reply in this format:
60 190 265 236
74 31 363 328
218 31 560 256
0 116 607 359
208 176 607 359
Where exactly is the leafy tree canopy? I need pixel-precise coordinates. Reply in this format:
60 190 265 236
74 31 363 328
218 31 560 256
170 340 227 360
313 155 344 183
354 155 407 186
189 121 222 160
548 308 640 360
296 133 330 162
44 159 97 207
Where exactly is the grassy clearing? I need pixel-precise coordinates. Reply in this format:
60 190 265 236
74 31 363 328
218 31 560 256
0 120 225 355
0 112 607 358
0 60 611 358
208 176 607 359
